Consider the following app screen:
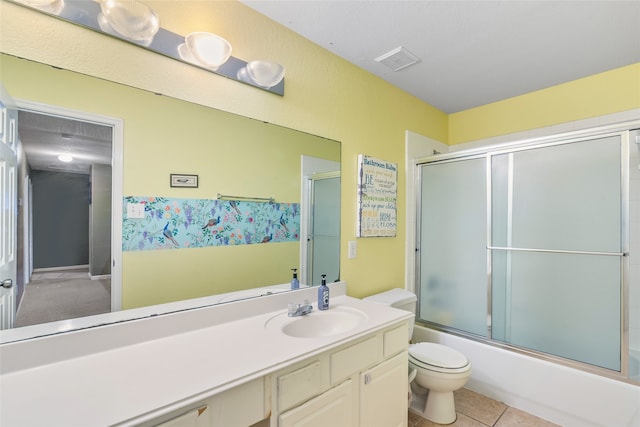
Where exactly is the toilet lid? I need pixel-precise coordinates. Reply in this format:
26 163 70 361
409 343 468 369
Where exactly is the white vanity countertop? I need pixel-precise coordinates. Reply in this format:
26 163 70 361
0 283 412 426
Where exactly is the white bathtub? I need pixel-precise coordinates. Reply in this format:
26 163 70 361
413 325 640 427
630 348 640 383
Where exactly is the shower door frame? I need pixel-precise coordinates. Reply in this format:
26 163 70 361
414 123 634 382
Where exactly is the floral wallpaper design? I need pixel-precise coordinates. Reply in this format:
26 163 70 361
122 196 300 251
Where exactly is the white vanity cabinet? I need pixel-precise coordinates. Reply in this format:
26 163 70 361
273 321 409 427
150 377 268 427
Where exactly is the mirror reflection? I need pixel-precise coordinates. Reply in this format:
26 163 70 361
1 53 340 339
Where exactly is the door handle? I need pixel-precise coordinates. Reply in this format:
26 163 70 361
1 279 12 288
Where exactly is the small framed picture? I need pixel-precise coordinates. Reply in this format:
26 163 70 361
170 174 198 188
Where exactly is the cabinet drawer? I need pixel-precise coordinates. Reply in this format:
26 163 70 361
279 379 353 427
210 377 265 427
279 360 325 412
384 323 408 358
331 334 382 384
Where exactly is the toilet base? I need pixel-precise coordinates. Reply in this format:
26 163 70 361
409 389 457 425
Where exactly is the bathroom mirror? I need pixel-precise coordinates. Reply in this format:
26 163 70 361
0 53 340 342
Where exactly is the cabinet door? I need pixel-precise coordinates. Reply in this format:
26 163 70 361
279 379 353 427
359 352 408 427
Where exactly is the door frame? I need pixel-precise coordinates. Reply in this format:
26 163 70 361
15 99 123 311
299 156 340 286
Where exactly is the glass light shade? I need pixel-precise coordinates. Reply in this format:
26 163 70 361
99 0 160 42
185 32 232 69
246 60 285 88
25 0 64 14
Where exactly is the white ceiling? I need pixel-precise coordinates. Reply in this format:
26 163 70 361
18 111 112 175
241 0 640 113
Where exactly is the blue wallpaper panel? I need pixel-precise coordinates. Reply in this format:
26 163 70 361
123 196 300 251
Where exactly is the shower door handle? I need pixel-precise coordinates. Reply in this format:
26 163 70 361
1 279 12 288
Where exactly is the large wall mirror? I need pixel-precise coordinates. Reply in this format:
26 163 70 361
0 53 340 343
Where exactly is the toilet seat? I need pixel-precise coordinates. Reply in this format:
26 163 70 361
409 343 470 374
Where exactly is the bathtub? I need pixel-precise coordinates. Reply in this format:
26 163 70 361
413 324 640 427
630 348 640 383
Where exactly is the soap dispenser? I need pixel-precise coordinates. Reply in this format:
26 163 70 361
318 274 329 310
290 268 299 290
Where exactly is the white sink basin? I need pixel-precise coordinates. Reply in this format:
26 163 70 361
265 305 368 338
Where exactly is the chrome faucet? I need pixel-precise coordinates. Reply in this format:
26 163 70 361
288 300 313 317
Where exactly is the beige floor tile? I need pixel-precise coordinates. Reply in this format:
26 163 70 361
454 388 508 426
413 412 488 427
495 407 560 427
409 411 425 427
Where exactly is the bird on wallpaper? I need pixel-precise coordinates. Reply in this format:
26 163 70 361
229 201 241 215
279 213 289 232
202 216 221 230
261 234 273 243
163 223 179 246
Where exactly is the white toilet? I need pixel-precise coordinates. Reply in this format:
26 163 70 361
363 288 471 425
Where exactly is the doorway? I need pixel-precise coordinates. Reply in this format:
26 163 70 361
12 100 122 327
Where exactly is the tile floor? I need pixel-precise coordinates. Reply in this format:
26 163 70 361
409 388 560 427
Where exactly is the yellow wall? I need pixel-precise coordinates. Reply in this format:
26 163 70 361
0 1 446 302
1 1 638 307
449 63 640 145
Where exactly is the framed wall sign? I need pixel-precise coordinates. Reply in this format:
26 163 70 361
357 154 397 237
170 174 198 188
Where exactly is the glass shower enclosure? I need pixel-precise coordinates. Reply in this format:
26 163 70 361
417 131 629 376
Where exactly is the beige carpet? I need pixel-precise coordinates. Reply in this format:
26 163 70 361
14 269 111 327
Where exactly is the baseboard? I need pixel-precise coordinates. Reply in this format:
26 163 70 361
33 264 89 273
90 274 111 281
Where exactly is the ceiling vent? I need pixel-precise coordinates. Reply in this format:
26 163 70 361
374 46 420 71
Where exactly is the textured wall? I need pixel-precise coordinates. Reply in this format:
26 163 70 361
31 170 89 269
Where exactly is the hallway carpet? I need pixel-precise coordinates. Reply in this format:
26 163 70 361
14 269 110 327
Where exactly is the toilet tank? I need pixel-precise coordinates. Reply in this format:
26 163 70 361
363 288 417 340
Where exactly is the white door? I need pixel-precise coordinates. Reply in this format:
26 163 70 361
0 85 18 330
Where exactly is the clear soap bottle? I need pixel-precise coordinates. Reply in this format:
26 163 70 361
290 268 299 290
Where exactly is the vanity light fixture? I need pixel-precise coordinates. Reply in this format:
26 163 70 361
22 0 63 14
99 0 160 45
180 32 232 70
239 60 286 89
12 0 285 95
57 153 73 163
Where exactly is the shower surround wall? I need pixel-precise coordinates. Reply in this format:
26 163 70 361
629 129 640 374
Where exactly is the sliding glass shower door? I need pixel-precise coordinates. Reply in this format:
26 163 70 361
490 136 623 371
417 133 626 372
418 157 488 336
